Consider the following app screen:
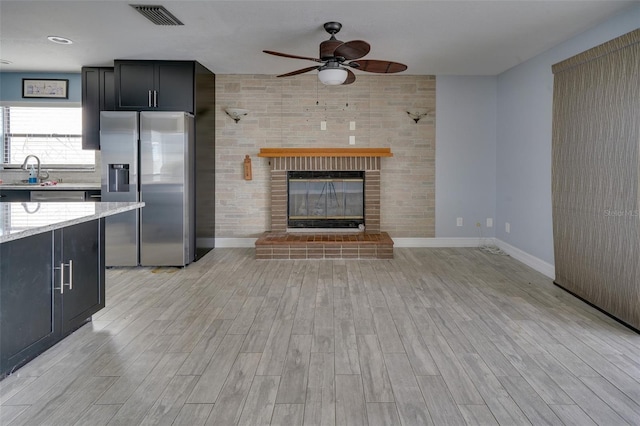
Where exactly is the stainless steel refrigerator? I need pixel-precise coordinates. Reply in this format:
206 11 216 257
100 111 195 267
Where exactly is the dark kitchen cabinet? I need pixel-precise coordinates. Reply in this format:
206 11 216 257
0 189 31 202
0 219 105 378
0 232 56 377
56 219 105 334
114 60 194 112
82 67 115 150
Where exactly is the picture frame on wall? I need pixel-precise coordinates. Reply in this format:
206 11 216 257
22 78 69 99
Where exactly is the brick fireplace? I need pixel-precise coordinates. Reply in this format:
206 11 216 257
255 148 394 259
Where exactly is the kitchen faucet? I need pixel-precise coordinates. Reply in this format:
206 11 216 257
21 154 42 182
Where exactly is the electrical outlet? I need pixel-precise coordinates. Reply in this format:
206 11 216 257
320 121 326 130
349 135 356 145
350 121 356 130
505 222 511 233
486 218 493 228
456 217 463 227
476 222 481 228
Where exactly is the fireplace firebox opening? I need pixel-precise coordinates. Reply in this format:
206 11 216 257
288 170 365 229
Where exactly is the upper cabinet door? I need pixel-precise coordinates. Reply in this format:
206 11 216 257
82 68 101 149
155 62 194 112
81 67 116 150
102 69 116 111
115 62 156 110
114 61 194 112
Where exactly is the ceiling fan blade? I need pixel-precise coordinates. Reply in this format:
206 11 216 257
263 50 322 63
351 60 407 73
277 66 320 78
343 69 356 85
334 40 370 60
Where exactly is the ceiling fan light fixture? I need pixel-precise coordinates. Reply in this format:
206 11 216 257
318 67 348 85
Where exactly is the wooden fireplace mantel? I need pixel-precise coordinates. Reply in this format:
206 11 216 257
258 148 393 158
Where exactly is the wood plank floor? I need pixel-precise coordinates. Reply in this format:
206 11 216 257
2 248 640 425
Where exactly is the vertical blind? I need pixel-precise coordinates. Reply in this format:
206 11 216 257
552 29 640 330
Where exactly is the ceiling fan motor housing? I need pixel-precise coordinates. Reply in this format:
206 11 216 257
320 21 344 60
320 39 343 60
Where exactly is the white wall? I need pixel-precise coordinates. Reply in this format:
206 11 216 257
495 4 640 265
436 76 497 238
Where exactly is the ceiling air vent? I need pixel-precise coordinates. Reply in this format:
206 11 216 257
130 4 184 26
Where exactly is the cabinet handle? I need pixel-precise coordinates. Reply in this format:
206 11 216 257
148 90 152 108
67 260 73 290
55 262 65 294
55 261 73 293
153 90 158 107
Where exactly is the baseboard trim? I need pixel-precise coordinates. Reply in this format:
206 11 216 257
494 239 555 279
209 236 556 279
393 237 485 247
214 238 257 248
213 237 486 249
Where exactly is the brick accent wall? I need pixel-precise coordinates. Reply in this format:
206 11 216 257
215 74 435 238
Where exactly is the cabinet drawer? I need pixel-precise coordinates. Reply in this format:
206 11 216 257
31 191 86 202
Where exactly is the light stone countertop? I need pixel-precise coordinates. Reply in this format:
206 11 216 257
0 182 101 190
0 201 144 243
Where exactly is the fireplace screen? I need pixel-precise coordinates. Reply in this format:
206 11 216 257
288 171 364 228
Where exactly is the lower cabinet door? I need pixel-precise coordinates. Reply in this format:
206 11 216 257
59 219 105 334
0 232 56 375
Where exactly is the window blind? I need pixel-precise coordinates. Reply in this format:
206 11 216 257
1 106 94 166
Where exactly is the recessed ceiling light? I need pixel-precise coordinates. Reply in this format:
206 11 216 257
47 36 73 45
0 59 12 65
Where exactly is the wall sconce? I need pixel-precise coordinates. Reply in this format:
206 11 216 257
406 110 430 123
225 108 249 123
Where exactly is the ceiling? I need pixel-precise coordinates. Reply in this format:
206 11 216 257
0 1 636 76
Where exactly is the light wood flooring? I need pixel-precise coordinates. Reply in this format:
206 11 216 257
1 248 640 425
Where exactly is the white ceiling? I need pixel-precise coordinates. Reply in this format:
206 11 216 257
0 1 636 76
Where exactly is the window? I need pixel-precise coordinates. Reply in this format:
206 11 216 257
1 106 94 168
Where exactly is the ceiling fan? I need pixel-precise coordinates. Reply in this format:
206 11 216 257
263 22 407 86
